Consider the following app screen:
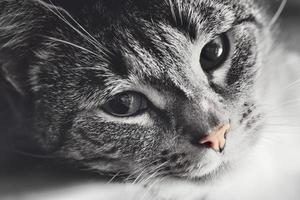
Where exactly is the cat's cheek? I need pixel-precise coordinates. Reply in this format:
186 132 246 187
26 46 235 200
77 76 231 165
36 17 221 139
225 25 259 90
221 112 264 163
55 112 166 168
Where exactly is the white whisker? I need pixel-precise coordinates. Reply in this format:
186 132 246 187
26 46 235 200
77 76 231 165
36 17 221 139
265 123 300 128
268 0 287 28
167 0 177 24
176 0 183 24
260 136 281 144
264 99 300 115
263 130 300 135
49 1 110 56
46 36 100 57
106 171 122 184
132 168 148 185
139 162 167 185
284 78 300 90
37 0 110 62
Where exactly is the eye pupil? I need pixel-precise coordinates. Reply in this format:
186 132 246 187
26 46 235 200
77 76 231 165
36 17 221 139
110 94 132 115
200 33 230 71
203 41 223 60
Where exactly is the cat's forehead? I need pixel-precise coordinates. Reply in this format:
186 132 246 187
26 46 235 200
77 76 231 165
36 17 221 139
56 0 263 107
94 0 257 35
93 0 259 96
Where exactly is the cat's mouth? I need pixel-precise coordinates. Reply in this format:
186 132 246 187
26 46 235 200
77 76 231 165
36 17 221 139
159 159 227 183
147 149 226 182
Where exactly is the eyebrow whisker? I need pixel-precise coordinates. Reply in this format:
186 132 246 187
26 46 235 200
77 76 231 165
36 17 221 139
268 0 288 28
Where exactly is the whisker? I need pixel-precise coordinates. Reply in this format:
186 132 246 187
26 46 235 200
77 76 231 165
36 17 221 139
265 123 300 128
263 130 300 135
268 0 287 28
139 162 167 185
283 78 300 90
131 165 157 184
263 99 300 115
50 0 110 57
266 115 300 119
48 1 110 55
166 0 177 24
11 148 57 159
37 0 110 62
46 36 100 57
175 0 183 25
106 171 122 184
132 169 148 185
127 159 167 185
260 137 281 145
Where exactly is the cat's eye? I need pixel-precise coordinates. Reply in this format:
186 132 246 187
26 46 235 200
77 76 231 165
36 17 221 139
200 33 230 71
102 92 148 117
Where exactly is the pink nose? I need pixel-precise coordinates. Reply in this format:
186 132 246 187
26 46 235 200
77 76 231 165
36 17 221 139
199 124 230 153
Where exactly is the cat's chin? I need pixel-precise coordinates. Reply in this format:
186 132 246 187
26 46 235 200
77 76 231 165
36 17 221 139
191 152 223 177
170 163 227 184
166 151 227 183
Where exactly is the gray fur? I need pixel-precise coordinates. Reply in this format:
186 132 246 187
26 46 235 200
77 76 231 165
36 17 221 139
0 0 274 182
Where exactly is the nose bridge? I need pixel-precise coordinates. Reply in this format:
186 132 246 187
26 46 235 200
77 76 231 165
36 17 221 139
179 95 228 144
183 98 221 131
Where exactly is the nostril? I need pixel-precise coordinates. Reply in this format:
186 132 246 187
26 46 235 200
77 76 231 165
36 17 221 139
191 124 231 153
200 135 222 152
202 141 214 148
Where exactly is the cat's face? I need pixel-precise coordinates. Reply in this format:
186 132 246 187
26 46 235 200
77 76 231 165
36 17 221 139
27 0 270 181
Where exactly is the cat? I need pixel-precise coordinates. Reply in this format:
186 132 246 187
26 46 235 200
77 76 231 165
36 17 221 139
1 0 300 199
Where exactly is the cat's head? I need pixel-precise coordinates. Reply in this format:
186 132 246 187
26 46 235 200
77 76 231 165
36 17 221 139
2 0 274 181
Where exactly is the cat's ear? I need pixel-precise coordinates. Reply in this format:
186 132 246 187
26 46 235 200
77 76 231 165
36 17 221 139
0 49 36 155
0 0 54 97
0 1 48 152
0 51 29 97
0 1 40 97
